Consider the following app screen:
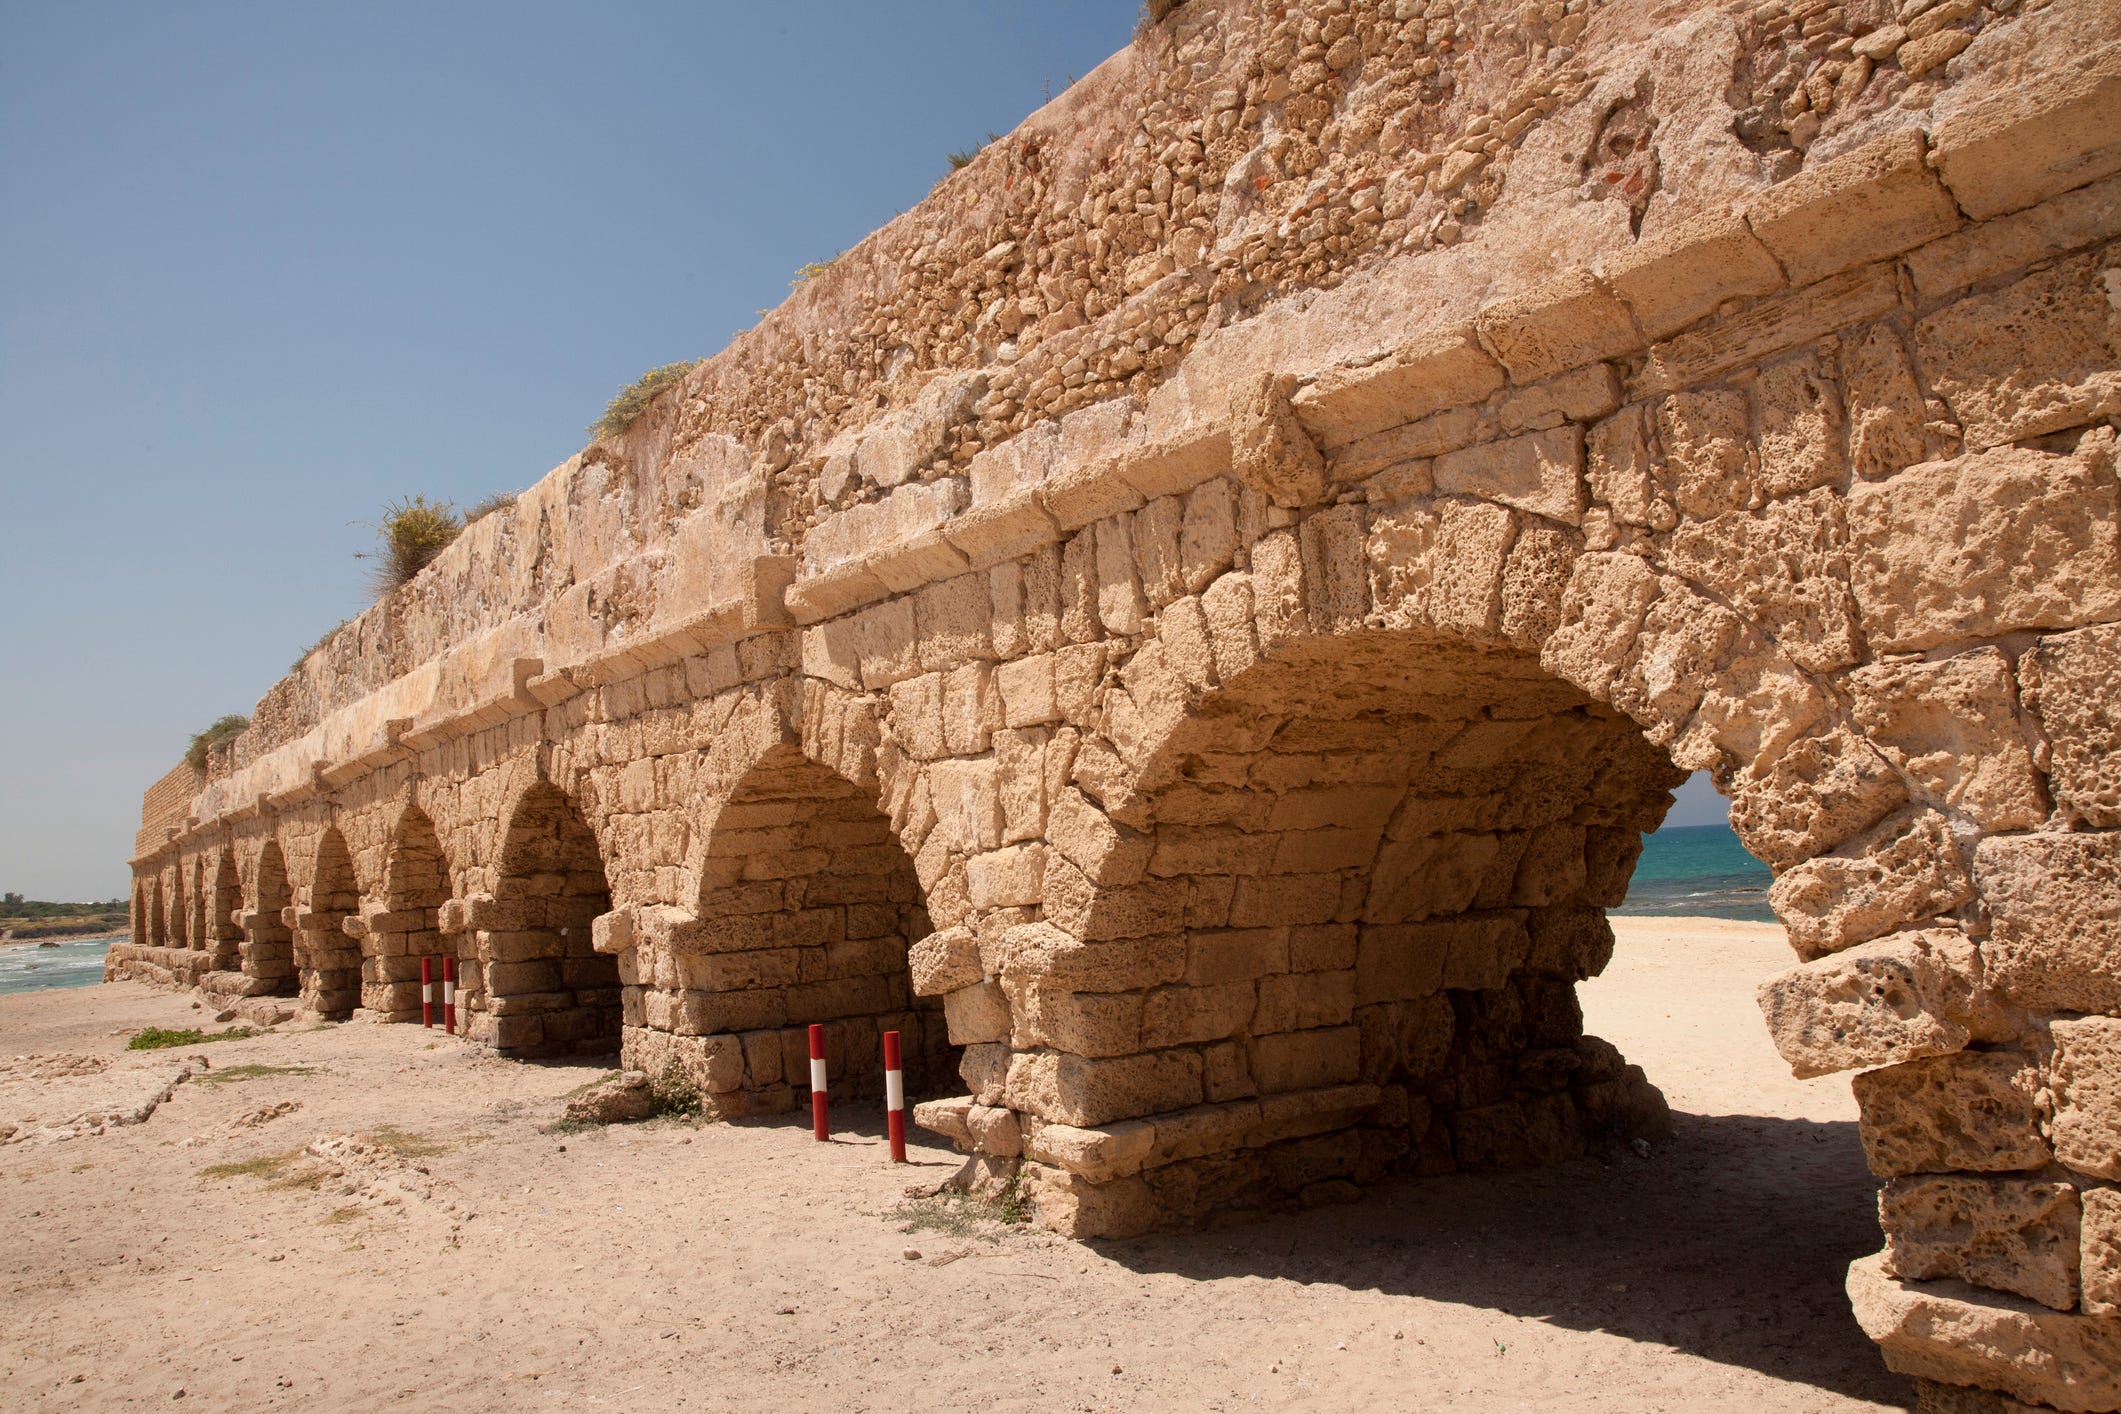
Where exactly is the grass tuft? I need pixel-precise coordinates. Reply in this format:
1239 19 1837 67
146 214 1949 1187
463 491 517 524
890 1178 1032 1239
590 362 698 439
358 495 462 598
322 1206 363 1226
128 1026 257 1051
185 715 250 771
196 1063 318 1086
361 1124 451 1158
945 132 1006 174
199 1150 300 1182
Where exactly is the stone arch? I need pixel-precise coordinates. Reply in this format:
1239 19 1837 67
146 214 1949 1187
360 804 452 1022
298 825 362 1018
621 728 954 1120
188 856 210 953
204 845 242 971
130 877 147 947
146 874 166 947
460 780 621 1058
166 861 187 950
243 840 297 995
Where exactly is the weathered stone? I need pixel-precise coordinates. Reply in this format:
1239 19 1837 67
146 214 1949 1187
1770 812 1974 959
1849 650 2047 832
1433 427 1585 524
2019 624 2121 828
1916 257 2121 451
1726 725 1906 871
2047 1018 2121 1183
2083 1188 2121 1320
1929 63 2121 220
1746 132 1961 287
562 1070 656 1124
1881 1176 2082 1311
1846 443 2121 654
1853 1051 2052 1178
1975 833 2121 1015
1849 1252 2121 1411
1664 489 1861 675
1758 929 1984 1079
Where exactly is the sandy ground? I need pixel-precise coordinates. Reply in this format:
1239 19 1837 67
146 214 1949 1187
0 917 1906 1412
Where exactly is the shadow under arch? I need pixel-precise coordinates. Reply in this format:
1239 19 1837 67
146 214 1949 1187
203 845 242 972
1005 622 1688 1233
298 824 362 1018
623 739 957 1117
463 780 622 1058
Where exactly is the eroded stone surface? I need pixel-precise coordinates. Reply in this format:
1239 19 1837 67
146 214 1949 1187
1975 834 2121 1016
1881 1175 2081 1311
2047 1019 2121 1184
1852 1051 2051 1178
1758 930 1983 1079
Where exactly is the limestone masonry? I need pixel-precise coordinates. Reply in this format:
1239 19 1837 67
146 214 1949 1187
114 0 2121 1406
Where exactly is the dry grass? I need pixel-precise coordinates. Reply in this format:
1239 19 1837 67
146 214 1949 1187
198 1150 300 1183
590 362 697 439
360 495 462 597
184 714 249 771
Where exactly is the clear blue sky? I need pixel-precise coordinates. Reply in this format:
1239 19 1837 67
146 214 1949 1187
0 2 1724 902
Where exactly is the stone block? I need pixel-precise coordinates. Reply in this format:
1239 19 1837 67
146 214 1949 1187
1666 492 1859 675
1291 322 1506 449
2020 624 2121 828
1975 833 2121 1015
1843 323 1929 482
1252 1025 1362 1093
1541 551 1658 702
2083 1188 2121 1320
1907 171 2121 303
1882 1175 2082 1311
1022 1115 1156 1180
1929 62 2121 220
1599 209 1785 342
1253 970 1357 1034
1852 1051 2051 1177
1230 373 1327 509
1848 1252 2121 1411
1848 442 2121 654
1140 980 1257 1048
1007 979 1140 1057
1638 263 1900 396
1769 811 1973 959
1433 426 1584 524
1524 906 1616 981
1744 131 1960 287
1005 1048 1203 1128
1475 270 1641 385
1656 381 1760 511
1849 649 2047 832
1355 923 1448 1003
1916 257 2121 451
1001 920 1184 994
2048 1018 2121 1182
1726 725 1906 871
1757 929 1983 1079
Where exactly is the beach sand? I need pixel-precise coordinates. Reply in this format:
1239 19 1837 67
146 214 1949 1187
0 917 1905 1411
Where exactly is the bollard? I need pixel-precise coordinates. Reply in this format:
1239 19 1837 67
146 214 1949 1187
882 1029 907 1163
442 955 458 1035
809 1022 828 1141
421 956 435 1028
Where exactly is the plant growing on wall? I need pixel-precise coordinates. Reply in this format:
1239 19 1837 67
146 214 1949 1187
185 714 250 770
360 495 463 597
590 361 698 439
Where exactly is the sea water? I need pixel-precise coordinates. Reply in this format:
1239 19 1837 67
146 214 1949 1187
1614 823 1776 923
0 935 116 996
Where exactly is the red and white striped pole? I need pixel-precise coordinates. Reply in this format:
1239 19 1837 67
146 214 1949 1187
442 956 458 1035
882 1029 907 1163
421 956 435 1027
808 1023 828 1141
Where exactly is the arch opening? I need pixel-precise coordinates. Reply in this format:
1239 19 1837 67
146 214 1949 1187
1007 628 1683 1233
188 858 209 954
466 783 621 1058
244 841 297 995
362 806 452 1022
204 847 242 972
623 745 957 1119
298 826 362 1018
130 878 147 947
166 863 187 950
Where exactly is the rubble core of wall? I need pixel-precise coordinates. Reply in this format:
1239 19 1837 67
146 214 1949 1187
122 0 2121 1407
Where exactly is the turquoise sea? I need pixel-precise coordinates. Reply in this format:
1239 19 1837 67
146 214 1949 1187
0 935 116 996
1614 823 1776 923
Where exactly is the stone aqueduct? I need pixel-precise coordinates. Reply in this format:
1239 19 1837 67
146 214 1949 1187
112 0 2120 1406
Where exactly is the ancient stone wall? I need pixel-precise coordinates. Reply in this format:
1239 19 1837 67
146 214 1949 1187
116 1 2121 1406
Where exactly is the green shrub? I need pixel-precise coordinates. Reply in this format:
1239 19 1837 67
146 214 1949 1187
185 715 250 771
128 1026 257 1051
590 362 698 439
361 495 463 597
649 1064 703 1119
